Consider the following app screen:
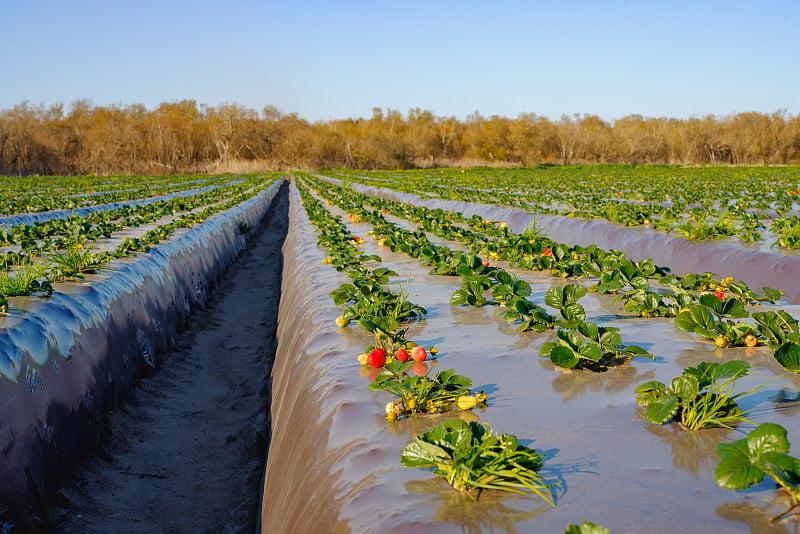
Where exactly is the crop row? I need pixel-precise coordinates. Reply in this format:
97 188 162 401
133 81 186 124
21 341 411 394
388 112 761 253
298 172 800 523
307 174 800 373
334 167 800 249
0 174 280 310
294 177 566 507
0 174 238 215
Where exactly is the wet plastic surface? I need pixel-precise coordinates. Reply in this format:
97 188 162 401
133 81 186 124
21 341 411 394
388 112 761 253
0 179 282 532
261 180 800 533
343 180 800 304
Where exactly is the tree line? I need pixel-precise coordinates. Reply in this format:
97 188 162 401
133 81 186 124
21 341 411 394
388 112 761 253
1 99 799 175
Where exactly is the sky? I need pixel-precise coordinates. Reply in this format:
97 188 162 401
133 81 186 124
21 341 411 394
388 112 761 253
3 0 799 122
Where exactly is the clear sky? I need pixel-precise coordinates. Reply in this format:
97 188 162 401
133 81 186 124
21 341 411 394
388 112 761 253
3 0 799 122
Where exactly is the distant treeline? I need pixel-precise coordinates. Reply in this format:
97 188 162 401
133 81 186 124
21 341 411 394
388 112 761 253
2 100 799 175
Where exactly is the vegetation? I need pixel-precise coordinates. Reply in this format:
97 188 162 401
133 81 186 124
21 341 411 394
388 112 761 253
634 361 767 430
3 100 800 175
400 419 556 503
715 423 800 521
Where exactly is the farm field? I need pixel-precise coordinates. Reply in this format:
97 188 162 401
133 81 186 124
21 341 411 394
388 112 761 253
337 166 800 252
3 167 800 532
0 172 283 531
263 169 800 534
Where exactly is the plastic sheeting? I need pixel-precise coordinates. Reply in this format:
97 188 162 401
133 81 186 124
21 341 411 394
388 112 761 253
0 179 283 532
341 179 800 304
261 180 800 533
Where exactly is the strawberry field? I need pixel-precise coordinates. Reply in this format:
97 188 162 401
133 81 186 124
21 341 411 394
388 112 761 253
263 168 800 533
0 172 282 530
3 166 800 532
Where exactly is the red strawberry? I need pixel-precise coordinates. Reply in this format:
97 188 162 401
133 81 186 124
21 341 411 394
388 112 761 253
395 348 409 362
482 259 490 267
367 348 386 368
714 290 724 300
410 346 427 362
542 247 553 257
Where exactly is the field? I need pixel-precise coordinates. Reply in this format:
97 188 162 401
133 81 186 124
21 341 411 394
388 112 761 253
2 166 800 532
264 168 800 533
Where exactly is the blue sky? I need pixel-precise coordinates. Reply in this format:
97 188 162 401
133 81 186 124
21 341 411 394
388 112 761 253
3 0 799 122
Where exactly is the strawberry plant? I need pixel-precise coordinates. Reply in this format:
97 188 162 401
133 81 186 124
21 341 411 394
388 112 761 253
674 303 757 347
0 256 53 296
539 322 652 371
715 423 800 521
502 299 558 332
771 215 800 250
563 522 610 534
49 241 110 280
370 360 483 420
450 274 493 307
544 284 588 325
400 418 556 503
634 361 768 430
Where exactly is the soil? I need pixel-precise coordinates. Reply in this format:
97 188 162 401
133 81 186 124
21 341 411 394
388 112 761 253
51 183 288 533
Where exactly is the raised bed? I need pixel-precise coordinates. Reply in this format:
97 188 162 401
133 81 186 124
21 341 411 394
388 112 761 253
343 179 800 304
0 178 283 532
261 179 800 533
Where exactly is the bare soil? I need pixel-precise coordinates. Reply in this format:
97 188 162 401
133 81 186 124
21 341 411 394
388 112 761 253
52 183 288 533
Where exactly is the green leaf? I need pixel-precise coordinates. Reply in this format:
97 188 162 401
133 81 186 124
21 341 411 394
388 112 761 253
578 342 603 362
451 289 468 306
563 284 588 305
634 380 667 406
746 423 790 457
715 440 767 490
544 286 564 309
643 394 679 424
563 522 611 534
669 374 699 401
775 342 800 372
401 439 450 468
674 305 716 338
550 345 581 369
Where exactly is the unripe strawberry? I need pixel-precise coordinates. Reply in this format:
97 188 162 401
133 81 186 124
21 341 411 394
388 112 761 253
395 348 409 362
357 353 368 365
367 348 387 368
335 315 348 327
714 335 728 348
457 396 478 411
410 346 427 362
744 334 757 347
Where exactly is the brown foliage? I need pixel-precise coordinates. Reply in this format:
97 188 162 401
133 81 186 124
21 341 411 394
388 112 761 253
2 100 799 175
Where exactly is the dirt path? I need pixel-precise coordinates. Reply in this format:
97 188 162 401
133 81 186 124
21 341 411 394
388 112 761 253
52 183 288 534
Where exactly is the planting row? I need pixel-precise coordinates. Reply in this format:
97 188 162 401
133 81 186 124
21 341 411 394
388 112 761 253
307 174 800 375
0 173 238 216
0 174 279 311
271 173 800 531
333 167 800 250
0 177 284 531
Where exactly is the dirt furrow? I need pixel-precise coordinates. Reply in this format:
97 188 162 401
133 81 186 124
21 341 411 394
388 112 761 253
51 183 288 533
